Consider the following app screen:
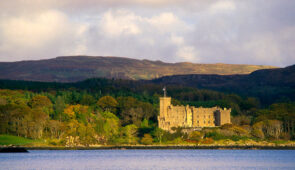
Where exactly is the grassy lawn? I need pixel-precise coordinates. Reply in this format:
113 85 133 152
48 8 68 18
0 134 37 146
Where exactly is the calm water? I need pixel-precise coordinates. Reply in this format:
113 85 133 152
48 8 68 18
1 149 295 170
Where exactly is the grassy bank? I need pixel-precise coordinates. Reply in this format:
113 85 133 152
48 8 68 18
0 135 42 146
1 134 295 150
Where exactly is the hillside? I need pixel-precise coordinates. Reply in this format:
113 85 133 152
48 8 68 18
0 65 294 105
152 65 295 88
0 56 276 82
151 65 295 104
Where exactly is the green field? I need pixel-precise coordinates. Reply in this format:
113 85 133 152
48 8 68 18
0 135 37 146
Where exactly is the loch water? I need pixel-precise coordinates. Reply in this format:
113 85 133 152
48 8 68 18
1 149 295 170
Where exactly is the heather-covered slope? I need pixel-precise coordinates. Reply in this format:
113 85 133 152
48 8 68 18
0 56 275 82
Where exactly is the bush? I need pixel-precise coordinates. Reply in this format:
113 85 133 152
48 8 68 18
280 132 291 140
201 138 214 144
230 135 248 141
204 131 225 140
221 123 234 129
141 134 153 145
252 128 264 139
231 115 251 125
252 120 283 139
188 131 202 142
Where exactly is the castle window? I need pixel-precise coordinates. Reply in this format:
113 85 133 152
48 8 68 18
209 115 210 118
197 121 199 123
208 121 210 124
204 121 205 124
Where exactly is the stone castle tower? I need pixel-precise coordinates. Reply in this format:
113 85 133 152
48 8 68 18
158 95 231 131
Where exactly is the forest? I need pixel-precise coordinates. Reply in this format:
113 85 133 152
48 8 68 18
0 78 295 146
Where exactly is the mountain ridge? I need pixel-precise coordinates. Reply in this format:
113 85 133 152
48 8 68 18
0 56 276 82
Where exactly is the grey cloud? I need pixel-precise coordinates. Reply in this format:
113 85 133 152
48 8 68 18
0 0 294 67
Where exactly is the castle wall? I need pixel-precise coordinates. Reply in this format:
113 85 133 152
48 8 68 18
220 108 231 125
158 97 231 131
192 107 216 127
166 106 187 128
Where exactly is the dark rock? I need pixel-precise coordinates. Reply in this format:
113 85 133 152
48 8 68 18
0 147 28 153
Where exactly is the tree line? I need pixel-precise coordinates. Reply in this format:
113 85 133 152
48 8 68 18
0 78 295 145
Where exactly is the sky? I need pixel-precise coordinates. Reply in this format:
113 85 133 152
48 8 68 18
0 0 295 67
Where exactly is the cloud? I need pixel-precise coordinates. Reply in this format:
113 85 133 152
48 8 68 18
0 10 87 60
93 9 192 62
0 0 294 67
147 13 190 32
170 35 184 45
100 10 142 37
0 10 68 48
209 0 236 14
176 46 199 61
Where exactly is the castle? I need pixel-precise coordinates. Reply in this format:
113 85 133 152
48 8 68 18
158 96 231 131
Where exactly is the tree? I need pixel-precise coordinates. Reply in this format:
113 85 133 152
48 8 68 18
140 102 156 121
30 108 49 139
141 134 153 145
101 111 120 142
54 96 65 121
122 124 138 144
140 119 149 128
121 108 144 126
252 120 283 139
80 94 96 106
152 128 164 144
46 120 65 139
78 123 96 146
97 96 118 113
29 95 52 109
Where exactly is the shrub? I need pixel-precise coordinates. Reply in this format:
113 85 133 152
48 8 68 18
230 135 248 141
141 134 153 145
221 123 234 129
201 138 214 144
204 131 225 140
188 131 202 141
231 115 251 125
252 120 283 139
252 128 264 139
280 132 291 140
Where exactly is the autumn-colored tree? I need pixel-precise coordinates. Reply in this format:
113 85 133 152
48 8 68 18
46 120 65 139
29 95 52 108
252 120 283 139
30 108 49 139
63 104 89 120
97 96 118 113
78 123 97 146
141 134 153 145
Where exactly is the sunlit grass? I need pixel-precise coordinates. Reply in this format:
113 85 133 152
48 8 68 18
0 134 36 146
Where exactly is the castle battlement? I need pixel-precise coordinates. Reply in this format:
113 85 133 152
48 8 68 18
158 97 231 131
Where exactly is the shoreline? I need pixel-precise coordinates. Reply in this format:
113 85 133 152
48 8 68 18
3 145 295 150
